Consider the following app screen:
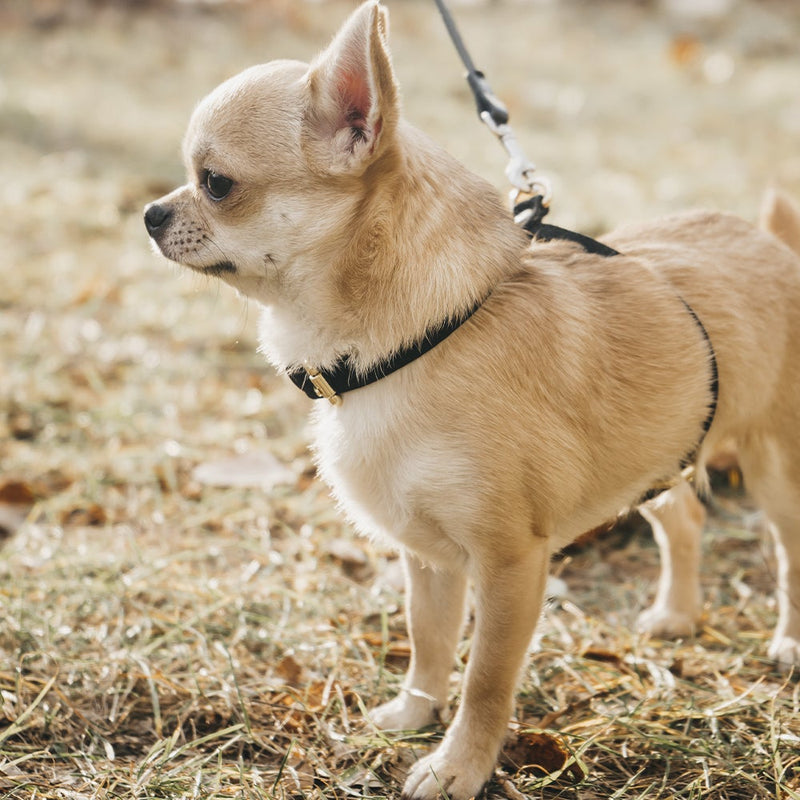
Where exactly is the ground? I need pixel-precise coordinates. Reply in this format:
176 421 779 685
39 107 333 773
1 1 799 798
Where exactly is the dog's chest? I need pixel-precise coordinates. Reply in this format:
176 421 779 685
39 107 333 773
311 402 422 531
309 400 477 563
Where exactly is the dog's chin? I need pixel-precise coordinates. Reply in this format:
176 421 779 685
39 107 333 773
147 239 237 278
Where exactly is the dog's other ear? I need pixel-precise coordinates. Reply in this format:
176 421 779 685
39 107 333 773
304 0 399 176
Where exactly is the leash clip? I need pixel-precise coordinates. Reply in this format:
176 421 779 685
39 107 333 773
479 111 552 205
434 0 553 208
304 363 342 406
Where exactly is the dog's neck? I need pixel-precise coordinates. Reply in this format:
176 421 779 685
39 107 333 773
258 122 528 374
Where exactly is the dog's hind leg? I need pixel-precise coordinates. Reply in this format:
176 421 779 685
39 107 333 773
737 435 800 667
370 551 468 732
637 479 705 638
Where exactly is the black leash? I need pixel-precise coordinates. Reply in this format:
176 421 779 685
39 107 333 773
433 0 551 215
433 0 624 256
433 0 510 128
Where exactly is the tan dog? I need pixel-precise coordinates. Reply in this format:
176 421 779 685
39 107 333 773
144 3 800 797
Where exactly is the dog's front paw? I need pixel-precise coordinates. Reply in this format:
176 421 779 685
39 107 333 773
369 690 443 732
402 742 495 800
637 604 699 639
768 634 800 668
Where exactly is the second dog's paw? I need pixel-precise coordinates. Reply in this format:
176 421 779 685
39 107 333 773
637 605 699 639
768 634 800 669
402 747 494 800
369 690 443 732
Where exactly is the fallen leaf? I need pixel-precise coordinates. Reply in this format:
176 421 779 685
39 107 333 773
0 504 28 541
325 537 374 581
669 34 702 67
60 504 108 527
325 537 367 566
501 729 585 782
0 480 36 505
8 407 38 440
581 648 625 667
360 631 412 666
192 452 295 490
276 654 306 687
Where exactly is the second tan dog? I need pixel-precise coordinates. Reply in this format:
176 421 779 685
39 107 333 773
144 3 800 797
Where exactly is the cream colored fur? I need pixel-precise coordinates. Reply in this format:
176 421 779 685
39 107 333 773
145 3 800 798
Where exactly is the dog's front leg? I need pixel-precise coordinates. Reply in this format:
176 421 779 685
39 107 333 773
402 537 549 800
371 550 468 731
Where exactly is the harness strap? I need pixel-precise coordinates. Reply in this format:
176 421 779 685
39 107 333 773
514 194 621 258
516 195 720 491
680 298 719 446
515 193 621 258
533 223 622 258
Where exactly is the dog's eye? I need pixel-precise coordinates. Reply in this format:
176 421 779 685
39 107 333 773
204 170 233 201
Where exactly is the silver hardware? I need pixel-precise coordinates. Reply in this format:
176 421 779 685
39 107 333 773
480 111 552 205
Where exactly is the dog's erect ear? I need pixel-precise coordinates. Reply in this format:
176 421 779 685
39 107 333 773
304 0 399 176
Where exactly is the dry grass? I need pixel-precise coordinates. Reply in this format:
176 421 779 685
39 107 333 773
2 493 799 799
2 1 800 798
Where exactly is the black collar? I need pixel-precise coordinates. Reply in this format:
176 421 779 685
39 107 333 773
289 196 620 405
288 297 484 405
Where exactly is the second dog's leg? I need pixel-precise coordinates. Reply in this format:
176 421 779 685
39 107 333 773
637 479 705 637
370 551 468 731
767 514 800 666
736 435 800 667
403 537 549 800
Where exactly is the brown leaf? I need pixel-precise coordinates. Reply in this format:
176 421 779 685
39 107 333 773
60 503 108 527
276 654 306 687
581 647 625 667
0 480 36 505
668 35 701 67
360 631 412 667
33 469 73 496
8 407 38 440
501 730 584 782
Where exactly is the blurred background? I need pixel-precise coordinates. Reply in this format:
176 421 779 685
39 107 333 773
3 0 800 499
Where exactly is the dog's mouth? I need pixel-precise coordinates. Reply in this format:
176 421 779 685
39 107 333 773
185 260 237 277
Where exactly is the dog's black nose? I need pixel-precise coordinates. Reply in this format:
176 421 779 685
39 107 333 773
144 202 172 235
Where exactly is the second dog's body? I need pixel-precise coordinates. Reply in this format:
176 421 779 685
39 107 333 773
145 3 800 797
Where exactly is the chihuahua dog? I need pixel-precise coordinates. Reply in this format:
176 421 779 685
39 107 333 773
145 2 800 797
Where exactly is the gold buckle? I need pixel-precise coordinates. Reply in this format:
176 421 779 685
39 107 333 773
304 363 342 406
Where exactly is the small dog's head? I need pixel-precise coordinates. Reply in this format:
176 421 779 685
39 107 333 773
144 0 398 300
